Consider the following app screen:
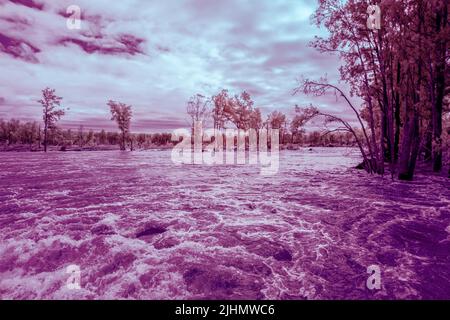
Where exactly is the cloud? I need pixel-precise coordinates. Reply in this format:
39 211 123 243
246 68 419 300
0 0 361 131
58 33 145 56
9 0 44 11
0 32 40 62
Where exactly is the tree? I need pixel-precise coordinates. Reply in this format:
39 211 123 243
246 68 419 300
108 100 132 151
212 90 261 131
268 111 286 130
77 125 84 147
230 91 254 130
98 129 107 145
5 119 20 145
186 94 210 132
107 132 119 145
63 129 73 147
290 105 309 143
21 121 39 150
294 78 378 173
212 89 231 130
430 2 448 172
137 133 147 148
37 87 64 152
86 129 94 146
306 0 449 180
249 108 263 130
265 110 286 144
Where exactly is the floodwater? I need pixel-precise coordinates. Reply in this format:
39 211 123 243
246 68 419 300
0 148 449 299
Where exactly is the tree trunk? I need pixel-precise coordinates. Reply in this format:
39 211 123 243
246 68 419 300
448 127 450 178
121 131 126 151
380 108 387 171
398 115 413 180
394 62 401 162
398 112 420 180
423 123 432 162
408 115 421 178
38 125 41 150
431 7 447 172
399 5 425 180
44 124 48 152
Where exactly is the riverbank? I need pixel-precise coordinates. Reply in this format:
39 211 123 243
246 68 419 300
0 143 356 152
0 144 174 152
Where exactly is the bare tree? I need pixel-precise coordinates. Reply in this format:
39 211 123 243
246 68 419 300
108 100 132 151
186 94 210 132
38 87 65 152
294 77 380 174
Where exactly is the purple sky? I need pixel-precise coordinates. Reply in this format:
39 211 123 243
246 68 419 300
0 0 362 132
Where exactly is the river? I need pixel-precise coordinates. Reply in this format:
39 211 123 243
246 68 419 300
0 148 448 299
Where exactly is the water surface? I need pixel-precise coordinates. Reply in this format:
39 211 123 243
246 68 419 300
0 148 449 299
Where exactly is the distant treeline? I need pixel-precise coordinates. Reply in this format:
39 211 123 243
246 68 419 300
0 119 171 150
0 118 359 151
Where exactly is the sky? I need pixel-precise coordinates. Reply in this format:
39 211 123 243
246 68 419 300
0 0 361 132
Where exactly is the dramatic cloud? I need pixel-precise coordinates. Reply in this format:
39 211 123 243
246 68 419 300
0 0 362 131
